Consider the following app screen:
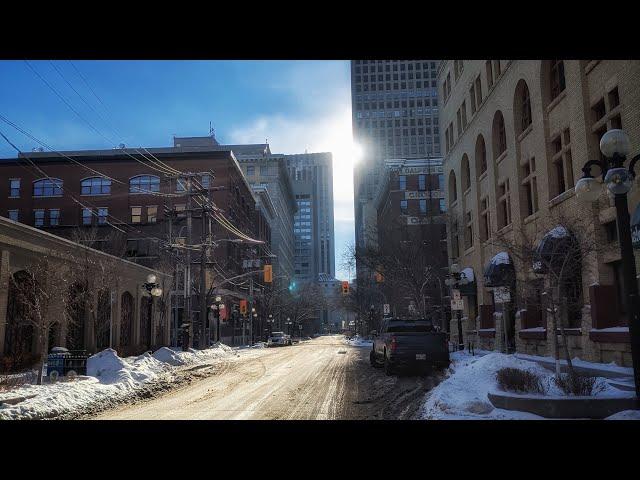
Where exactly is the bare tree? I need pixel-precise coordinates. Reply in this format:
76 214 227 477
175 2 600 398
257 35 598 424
9 256 72 384
489 212 600 388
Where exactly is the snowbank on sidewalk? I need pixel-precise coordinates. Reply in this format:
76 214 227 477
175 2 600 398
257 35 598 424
0 343 237 420
420 351 631 420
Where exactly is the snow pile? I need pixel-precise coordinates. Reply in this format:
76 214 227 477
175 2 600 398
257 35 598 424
0 343 237 420
345 335 373 348
606 410 640 420
420 351 631 420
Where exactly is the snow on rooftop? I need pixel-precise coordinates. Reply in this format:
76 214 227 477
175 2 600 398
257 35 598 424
493 252 510 265
548 225 569 238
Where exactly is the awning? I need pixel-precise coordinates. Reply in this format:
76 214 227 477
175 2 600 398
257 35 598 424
459 267 476 296
632 204 640 249
484 252 515 287
532 226 575 274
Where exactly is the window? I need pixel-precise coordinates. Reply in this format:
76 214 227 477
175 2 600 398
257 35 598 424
49 209 60 226
497 179 511 229
464 211 473 249
461 155 471 192
201 174 211 189
8 209 19 222
493 60 501 79
461 101 467 130
82 208 92 225
260 165 269 176
420 199 427 214
418 174 426 191
175 178 187 192
592 98 606 123
34 209 45 227
399 175 407 190
400 200 408 215
33 178 63 197
451 220 460 259
98 208 108 225
469 84 477 115
129 175 160 194
493 111 507 158
550 128 574 197
246 166 255 176
476 134 487 177
147 206 157 223
439 199 446 214
81 177 111 195
480 197 490 242
550 60 566 100
9 179 20 198
516 80 532 133
486 61 494 89
438 174 444 191
521 157 538 217
131 206 142 224
475 75 483 106
449 171 457 205
608 87 620 109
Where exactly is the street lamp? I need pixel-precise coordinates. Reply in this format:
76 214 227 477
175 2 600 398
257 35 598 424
210 295 224 345
265 314 274 341
575 128 640 397
285 317 292 336
142 273 162 350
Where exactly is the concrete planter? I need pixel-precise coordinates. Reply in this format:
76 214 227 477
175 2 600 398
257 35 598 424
487 391 639 419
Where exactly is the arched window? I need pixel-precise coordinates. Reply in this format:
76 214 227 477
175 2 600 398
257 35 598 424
475 134 487 177
492 111 507 159
81 177 111 195
549 60 565 100
120 292 134 347
514 80 532 134
461 154 471 192
129 175 160 194
448 170 457 205
33 178 63 197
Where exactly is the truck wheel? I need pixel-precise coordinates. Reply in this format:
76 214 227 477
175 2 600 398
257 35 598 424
369 350 377 367
384 356 394 376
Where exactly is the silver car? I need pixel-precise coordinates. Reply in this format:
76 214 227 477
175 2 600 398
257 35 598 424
267 331 292 347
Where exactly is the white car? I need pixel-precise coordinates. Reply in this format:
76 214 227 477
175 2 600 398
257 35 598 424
267 331 292 347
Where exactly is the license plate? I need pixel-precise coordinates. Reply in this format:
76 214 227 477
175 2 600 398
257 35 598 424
416 354 426 360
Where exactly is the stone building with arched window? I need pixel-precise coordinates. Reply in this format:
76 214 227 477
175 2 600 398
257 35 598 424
438 59 640 366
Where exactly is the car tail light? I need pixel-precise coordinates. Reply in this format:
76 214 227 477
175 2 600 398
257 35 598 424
390 336 398 352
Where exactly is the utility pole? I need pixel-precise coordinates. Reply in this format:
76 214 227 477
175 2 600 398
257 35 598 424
200 199 208 348
249 276 254 347
185 175 193 348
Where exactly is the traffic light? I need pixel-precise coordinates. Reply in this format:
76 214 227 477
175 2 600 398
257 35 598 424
341 281 349 295
264 264 273 283
288 281 296 291
239 300 248 315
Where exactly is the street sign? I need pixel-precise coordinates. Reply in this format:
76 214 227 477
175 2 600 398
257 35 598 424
494 287 511 304
452 289 461 301
451 299 464 310
383 304 390 315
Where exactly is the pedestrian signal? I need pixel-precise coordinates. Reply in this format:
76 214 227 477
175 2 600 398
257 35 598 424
239 300 248 315
341 281 349 295
264 264 273 283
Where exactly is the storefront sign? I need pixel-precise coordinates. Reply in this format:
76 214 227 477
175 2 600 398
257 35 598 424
405 191 430 200
493 287 511 304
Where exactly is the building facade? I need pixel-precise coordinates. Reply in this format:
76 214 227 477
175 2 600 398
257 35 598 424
351 59 442 277
373 158 448 320
439 59 640 366
285 152 335 281
0 142 265 348
0 215 168 364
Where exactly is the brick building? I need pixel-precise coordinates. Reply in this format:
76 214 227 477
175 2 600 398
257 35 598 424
373 158 448 320
0 143 268 347
439 59 640 366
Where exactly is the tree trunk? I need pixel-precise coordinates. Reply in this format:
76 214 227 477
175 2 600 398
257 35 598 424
37 330 47 385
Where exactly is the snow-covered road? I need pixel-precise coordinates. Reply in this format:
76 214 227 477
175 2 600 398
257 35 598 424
92 335 441 420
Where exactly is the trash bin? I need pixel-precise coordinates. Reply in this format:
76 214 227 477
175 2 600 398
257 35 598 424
47 347 89 377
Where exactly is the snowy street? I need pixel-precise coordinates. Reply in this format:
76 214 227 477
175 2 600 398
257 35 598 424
92 335 442 420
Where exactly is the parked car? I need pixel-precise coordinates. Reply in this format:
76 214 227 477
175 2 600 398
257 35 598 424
267 331 292 347
370 318 449 375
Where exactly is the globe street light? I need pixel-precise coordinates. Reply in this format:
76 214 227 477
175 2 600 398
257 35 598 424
210 295 224 344
142 273 162 350
576 129 640 397
446 263 470 352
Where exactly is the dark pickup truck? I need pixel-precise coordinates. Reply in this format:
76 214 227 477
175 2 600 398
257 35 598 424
370 318 450 375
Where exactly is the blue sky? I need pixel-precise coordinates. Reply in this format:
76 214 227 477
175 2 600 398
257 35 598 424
0 60 356 280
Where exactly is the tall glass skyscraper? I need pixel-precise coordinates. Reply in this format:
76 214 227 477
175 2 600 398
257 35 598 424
351 60 441 278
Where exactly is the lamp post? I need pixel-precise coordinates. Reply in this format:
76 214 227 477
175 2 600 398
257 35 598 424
265 314 273 341
142 273 163 350
285 317 292 337
252 308 257 346
210 295 223 345
445 263 470 351
575 129 640 397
